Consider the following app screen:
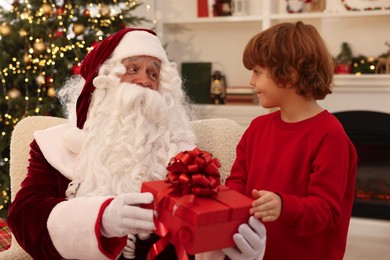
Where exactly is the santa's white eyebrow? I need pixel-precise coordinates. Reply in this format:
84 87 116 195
148 60 161 71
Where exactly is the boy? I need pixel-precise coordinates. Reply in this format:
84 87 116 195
225 21 358 260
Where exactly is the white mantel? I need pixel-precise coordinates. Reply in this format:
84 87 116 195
194 75 390 127
320 74 390 114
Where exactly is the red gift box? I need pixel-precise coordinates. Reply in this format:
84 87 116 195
141 180 252 255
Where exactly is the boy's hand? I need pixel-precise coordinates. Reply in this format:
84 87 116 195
250 189 282 222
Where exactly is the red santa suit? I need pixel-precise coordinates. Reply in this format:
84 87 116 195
8 28 196 260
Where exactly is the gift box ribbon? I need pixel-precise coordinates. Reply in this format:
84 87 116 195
147 147 221 260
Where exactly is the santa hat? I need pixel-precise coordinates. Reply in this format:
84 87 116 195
76 28 168 129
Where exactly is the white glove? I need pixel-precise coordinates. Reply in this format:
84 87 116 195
101 192 155 238
122 234 136 259
222 216 266 260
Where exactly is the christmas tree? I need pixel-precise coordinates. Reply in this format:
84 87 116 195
0 0 149 219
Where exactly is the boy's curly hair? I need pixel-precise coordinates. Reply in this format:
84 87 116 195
243 21 334 100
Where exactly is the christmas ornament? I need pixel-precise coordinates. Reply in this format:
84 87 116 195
56 7 64 16
23 53 30 63
83 9 91 17
99 4 111 16
213 0 233 16
72 63 81 74
72 23 85 36
41 3 53 15
47 87 56 98
46 76 53 85
35 74 45 86
19 29 28 37
53 30 64 39
33 40 46 52
0 22 11 36
7 88 22 99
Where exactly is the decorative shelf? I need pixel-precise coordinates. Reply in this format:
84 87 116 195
163 10 390 25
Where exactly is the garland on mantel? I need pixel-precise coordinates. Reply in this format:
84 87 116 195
341 0 390 11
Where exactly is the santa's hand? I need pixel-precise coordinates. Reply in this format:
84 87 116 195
101 192 155 238
222 216 266 260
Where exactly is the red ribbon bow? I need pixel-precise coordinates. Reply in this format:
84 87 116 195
165 147 221 196
147 147 221 260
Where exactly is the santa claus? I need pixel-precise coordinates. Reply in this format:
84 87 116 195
7 28 265 260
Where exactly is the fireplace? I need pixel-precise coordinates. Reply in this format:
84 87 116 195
317 75 390 222
333 111 390 220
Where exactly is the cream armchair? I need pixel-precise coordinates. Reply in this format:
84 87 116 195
0 116 244 259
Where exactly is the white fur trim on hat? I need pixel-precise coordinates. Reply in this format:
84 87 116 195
110 30 169 64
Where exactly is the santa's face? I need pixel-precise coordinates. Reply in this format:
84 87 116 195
119 56 161 91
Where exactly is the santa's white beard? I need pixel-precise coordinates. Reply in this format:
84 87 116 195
72 82 179 197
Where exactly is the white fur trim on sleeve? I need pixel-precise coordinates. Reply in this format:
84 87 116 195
47 196 115 260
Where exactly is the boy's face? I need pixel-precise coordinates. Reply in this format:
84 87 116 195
249 65 293 109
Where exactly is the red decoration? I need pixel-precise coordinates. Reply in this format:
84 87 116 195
72 63 81 74
83 9 91 17
213 0 232 16
45 76 53 86
165 148 221 197
197 0 209 17
335 63 351 74
56 7 64 16
53 30 64 39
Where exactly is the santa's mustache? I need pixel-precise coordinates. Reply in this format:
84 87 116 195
91 80 171 126
115 82 168 122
